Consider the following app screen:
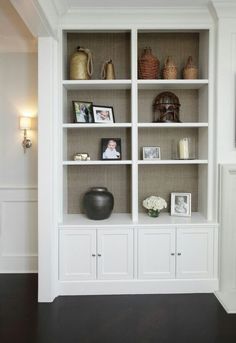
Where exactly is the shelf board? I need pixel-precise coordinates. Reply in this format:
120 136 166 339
59 212 216 228
138 159 208 165
63 160 132 165
63 123 132 128
59 213 133 227
138 123 208 128
62 80 132 90
138 79 209 90
138 212 216 226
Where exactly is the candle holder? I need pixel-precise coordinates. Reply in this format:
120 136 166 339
178 137 196 160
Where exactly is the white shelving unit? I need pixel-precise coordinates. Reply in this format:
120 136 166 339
35 22 219 302
60 28 214 224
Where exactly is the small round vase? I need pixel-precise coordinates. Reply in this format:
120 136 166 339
148 209 160 218
83 187 114 220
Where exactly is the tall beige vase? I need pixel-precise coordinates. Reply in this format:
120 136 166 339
70 46 93 80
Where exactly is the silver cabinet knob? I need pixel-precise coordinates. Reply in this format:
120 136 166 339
171 253 175 256
92 254 96 257
177 253 182 256
98 254 102 257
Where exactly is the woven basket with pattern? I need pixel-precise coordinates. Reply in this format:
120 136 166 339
162 56 177 79
138 47 160 79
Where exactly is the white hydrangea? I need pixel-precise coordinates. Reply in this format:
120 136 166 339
143 196 167 211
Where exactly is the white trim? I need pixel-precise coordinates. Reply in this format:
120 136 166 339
58 279 219 296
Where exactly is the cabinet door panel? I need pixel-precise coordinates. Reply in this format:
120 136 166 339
176 228 214 279
60 229 96 280
138 228 175 279
97 229 133 280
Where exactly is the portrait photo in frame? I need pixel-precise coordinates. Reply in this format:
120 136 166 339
101 138 121 160
93 106 115 123
171 192 191 217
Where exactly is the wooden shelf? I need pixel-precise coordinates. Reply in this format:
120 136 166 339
62 80 132 90
138 79 208 90
138 212 216 226
63 160 132 165
63 123 132 128
138 123 208 128
59 213 133 227
59 212 216 228
138 160 208 165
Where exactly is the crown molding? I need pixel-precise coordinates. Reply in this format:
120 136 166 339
10 0 56 37
210 0 236 18
61 6 213 28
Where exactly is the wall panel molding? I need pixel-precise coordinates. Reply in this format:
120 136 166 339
0 187 38 273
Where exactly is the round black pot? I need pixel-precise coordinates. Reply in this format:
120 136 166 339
83 187 114 220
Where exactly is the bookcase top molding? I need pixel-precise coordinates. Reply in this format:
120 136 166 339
60 7 214 29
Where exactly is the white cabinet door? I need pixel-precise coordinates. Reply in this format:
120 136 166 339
138 228 175 279
60 229 96 281
176 228 214 279
97 229 133 280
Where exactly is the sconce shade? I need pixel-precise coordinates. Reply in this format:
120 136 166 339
20 117 31 130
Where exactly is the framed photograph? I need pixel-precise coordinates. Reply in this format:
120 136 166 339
171 193 191 217
101 138 121 160
143 146 161 160
93 106 115 123
73 101 93 123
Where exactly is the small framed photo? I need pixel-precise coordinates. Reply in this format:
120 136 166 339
171 193 191 217
73 101 93 123
93 106 115 123
101 138 121 160
143 146 161 160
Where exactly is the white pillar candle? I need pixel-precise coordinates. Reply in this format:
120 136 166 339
179 138 189 159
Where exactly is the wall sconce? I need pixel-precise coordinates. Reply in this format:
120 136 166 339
20 117 32 153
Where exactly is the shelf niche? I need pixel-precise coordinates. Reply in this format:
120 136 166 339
138 31 209 80
65 127 131 161
138 88 208 123
64 31 131 80
138 127 208 160
66 165 131 214
64 89 131 123
138 164 208 215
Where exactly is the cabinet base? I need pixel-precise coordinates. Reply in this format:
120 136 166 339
57 279 219 297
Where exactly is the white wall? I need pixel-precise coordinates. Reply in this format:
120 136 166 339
0 0 38 272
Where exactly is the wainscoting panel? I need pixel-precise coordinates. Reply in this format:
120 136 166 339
0 187 38 272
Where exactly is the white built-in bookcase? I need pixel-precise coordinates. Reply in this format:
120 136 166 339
59 29 214 227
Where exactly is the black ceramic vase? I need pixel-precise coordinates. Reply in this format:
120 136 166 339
83 187 114 220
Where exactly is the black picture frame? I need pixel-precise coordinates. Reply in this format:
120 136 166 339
73 101 93 123
101 138 121 160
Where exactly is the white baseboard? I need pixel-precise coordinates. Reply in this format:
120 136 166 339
57 279 219 297
215 291 236 313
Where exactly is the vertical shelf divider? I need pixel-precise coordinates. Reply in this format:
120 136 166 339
131 28 138 223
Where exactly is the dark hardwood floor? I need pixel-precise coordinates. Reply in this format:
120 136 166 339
0 275 236 343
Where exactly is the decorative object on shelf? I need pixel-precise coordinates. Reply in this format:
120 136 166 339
73 101 93 123
93 105 115 123
20 116 32 153
138 47 160 79
83 187 114 220
162 56 177 79
171 192 191 217
143 146 161 160
73 153 90 161
70 46 93 80
101 138 121 160
183 56 198 79
178 137 190 160
101 59 116 80
143 196 167 218
153 91 181 123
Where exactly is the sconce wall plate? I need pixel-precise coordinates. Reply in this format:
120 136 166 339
20 117 32 153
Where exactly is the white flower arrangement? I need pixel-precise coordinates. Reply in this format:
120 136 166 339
143 196 167 217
